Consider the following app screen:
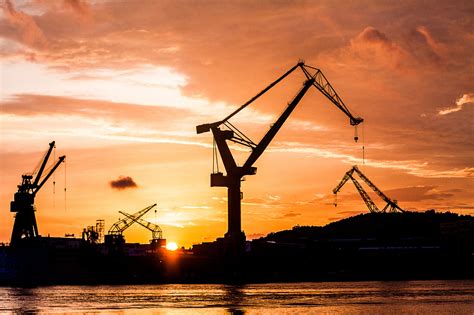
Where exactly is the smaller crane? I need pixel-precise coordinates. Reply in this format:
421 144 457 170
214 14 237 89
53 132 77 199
10 141 66 245
333 165 404 213
105 203 157 245
119 211 164 245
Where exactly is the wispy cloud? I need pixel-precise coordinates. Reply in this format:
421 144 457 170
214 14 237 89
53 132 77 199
438 93 474 115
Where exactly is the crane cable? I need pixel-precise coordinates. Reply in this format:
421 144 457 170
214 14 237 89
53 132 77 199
53 144 56 210
362 122 365 167
64 158 67 212
212 138 220 173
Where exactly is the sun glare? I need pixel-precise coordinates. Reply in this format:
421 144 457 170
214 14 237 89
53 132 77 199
166 242 178 251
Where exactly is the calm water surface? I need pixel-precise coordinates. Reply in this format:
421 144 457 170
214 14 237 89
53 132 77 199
0 280 473 314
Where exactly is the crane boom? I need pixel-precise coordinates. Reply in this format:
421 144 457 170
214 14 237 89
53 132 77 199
333 168 355 194
333 166 404 213
108 203 157 235
301 66 362 126
119 211 163 240
196 62 303 135
242 78 315 173
34 156 66 196
348 174 379 213
32 141 55 188
352 166 404 212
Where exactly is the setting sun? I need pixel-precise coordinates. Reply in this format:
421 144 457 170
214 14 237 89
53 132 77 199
166 242 178 251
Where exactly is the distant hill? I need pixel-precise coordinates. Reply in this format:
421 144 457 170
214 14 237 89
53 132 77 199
258 210 474 244
246 210 474 282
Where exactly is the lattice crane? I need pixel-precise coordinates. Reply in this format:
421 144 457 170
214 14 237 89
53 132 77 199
107 203 157 237
119 210 163 242
10 141 66 245
196 61 364 251
333 165 404 213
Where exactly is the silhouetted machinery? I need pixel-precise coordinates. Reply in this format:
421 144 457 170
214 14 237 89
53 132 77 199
119 211 166 247
196 60 363 254
10 141 66 246
104 203 157 246
333 165 404 213
82 219 105 244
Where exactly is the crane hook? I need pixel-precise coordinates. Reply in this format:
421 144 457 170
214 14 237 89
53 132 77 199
354 125 359 142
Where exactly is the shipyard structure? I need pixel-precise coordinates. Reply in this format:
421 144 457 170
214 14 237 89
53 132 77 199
1 143 473 285
1 62 473 284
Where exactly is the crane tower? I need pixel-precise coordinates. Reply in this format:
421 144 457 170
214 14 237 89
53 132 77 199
10 141 65 245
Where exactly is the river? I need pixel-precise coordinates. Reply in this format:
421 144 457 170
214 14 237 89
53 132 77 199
1 280 473 314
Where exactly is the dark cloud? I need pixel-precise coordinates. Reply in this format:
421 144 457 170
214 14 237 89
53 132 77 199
277 211 301 219
109 176 138 190
385 186 455 202
337 210 364 216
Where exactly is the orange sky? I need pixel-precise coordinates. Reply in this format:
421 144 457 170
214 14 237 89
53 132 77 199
0 0 473 247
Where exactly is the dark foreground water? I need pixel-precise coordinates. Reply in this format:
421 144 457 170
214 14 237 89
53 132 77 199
1 280 473 314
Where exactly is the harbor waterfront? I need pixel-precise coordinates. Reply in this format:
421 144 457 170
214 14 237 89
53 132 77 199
1 280 473 314
1 1 473 313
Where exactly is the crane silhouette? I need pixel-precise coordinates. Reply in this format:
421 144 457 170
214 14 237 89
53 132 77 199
196 61 364 255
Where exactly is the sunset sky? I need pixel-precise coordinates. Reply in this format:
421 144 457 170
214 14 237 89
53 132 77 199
0 0 473 247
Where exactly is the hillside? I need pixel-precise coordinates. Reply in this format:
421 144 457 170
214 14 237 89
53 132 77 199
259 210 474 244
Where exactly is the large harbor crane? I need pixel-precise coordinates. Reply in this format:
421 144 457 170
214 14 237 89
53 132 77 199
119 210 165 246
10 141 65 245
196 61 363 252
105 203 157 245
333 165 404 213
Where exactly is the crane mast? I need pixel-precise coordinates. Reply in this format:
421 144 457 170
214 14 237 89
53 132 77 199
10 141 66 245
333 166 404 213
196 61 364 254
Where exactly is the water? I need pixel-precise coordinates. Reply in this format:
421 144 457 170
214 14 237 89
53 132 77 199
1 280 473 314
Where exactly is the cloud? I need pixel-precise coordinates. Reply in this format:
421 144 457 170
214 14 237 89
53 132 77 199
1 93 471 180
0 0 48 49
416 26 445 59
63 0 91 18
109 176 138 190
277 211 301 219
348 26 410 70
0 93 195 125
438 93 474 115
0 94 205 148
385 186 456 202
